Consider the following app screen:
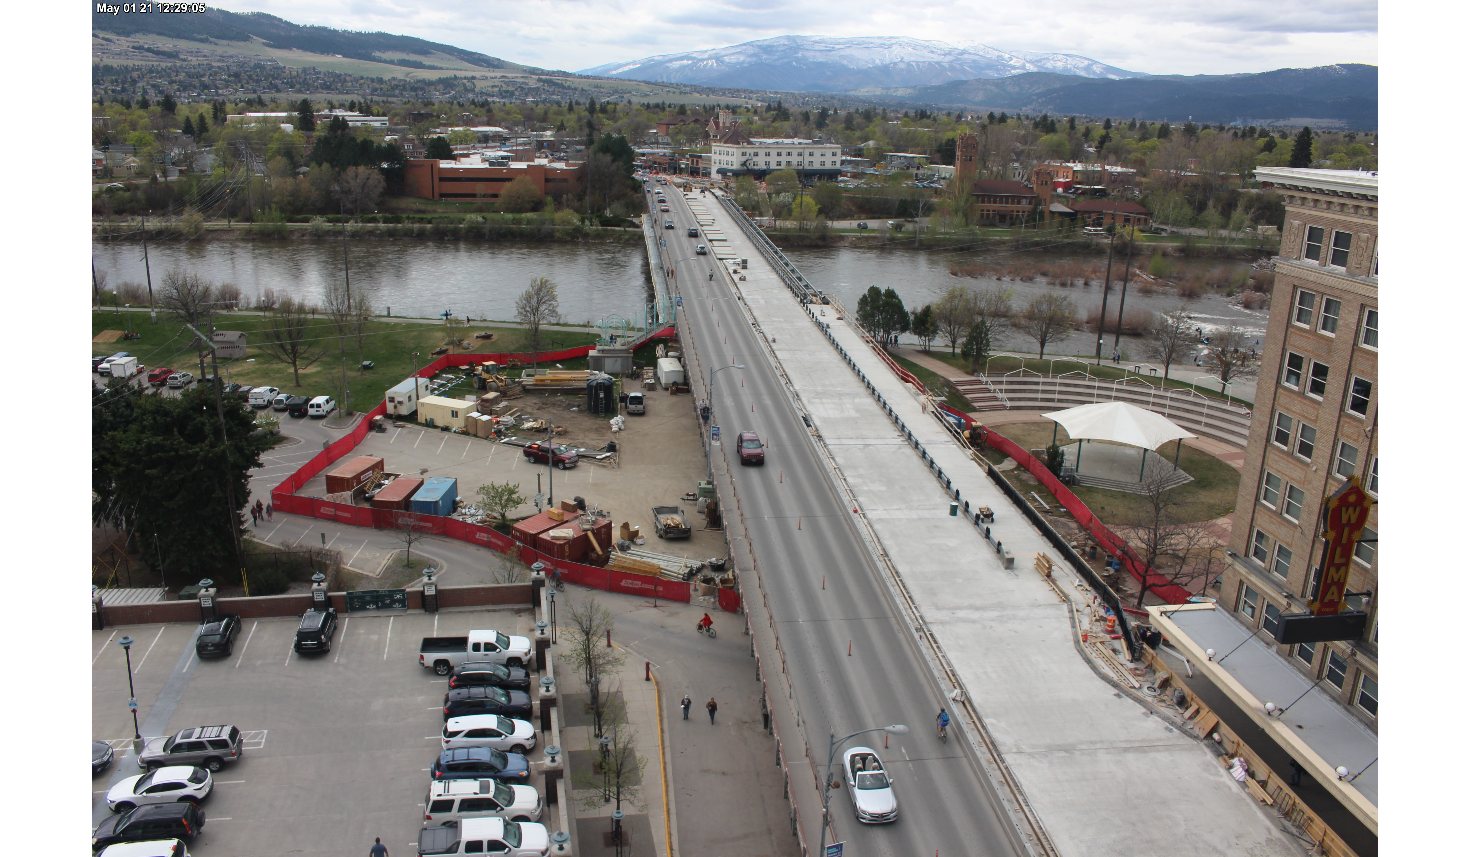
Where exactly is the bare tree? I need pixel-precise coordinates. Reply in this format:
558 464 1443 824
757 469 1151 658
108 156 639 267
158 270 215 326
351 290 372 370
331 166 386 216
390 512 431 567
322 279 353 355
975 285 1015 322
1015 294 1076 359
932 286 976 355
574 713 647 814
562 596 624 686
1202 323 1259 388
515 277 562 370
258 297 325 386
1146 306 1194 382
1116 457 1219 607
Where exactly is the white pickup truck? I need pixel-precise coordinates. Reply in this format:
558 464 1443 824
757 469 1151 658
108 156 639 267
420 630 533 675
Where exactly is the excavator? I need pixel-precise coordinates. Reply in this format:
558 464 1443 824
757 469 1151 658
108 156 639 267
470 361 524 397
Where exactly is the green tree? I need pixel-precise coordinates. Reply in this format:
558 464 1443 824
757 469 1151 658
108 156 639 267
791 195 819 229
1260 135 1277 154
813 181 845 218
296 98 316 133
160 92 176 114
910 304 938 351
447 128 477 146
476 482 528 525
196 112 209 137
960 318 993 373
1289 126 1314 168
93 385 269 584
425 136 453 160
766 168 799 197
875 288 909 345
733 175 761 212
182 116 195 138
498 175 543 213
856 286 883 338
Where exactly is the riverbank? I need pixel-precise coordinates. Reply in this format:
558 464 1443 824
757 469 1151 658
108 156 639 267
92 217 649 245
762 225 1278 259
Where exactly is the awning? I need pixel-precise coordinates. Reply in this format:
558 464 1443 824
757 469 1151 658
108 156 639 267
1043 401 1195 451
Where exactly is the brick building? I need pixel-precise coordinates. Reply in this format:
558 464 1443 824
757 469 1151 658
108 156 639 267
1220 168 1378 728
969 179 1037 224
403 157 587 202
1069 199 1153 229
955 134 978 182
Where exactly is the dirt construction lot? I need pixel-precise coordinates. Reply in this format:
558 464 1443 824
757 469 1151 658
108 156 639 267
296 387 727 562
92 607 538 857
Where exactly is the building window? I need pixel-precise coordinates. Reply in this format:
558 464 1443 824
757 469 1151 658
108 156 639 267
1335 442 1359 478
1356 673 1378 717
1294 290 1316 326
1284 485 1305 521
1325 650 1348 689
1282 353 1304 389
1361 309 1378 349
1261 472 1282 508
1272 544 1293 579
1295 640 1316 666
1367 457 1378 494
1318 297 1341 335
1295 424 1316 461
1305 361 1330 399
1347 377 1372 416
1262 602 1282 637
1252 529 1271 563
1354 526 1376 567
1240 585 1260 619
1329 231 1352 268
1272 412 1294 448
1303 226 1324 262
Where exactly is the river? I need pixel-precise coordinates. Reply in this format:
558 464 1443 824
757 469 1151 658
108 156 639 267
92 238 1267 357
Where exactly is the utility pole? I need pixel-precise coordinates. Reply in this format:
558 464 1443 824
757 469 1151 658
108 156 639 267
1095 229 1116 364
1113 228 1135 352
141 212 156 323
92 259 102 309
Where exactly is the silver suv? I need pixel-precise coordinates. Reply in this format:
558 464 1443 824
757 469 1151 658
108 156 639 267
138 726 244 772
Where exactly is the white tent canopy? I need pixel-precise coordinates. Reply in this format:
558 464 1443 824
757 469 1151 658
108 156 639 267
1042 401 1196 451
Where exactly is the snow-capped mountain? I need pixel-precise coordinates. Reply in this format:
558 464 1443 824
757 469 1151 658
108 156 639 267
578 35 1142 93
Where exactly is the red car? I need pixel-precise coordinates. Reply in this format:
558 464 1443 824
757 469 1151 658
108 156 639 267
148 367 174 386
738 430 765 465
523 442 578 469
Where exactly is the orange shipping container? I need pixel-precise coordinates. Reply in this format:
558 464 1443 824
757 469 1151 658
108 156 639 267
511 510 564 547
325 456 385 495
371 477 423 511
536 519 587 562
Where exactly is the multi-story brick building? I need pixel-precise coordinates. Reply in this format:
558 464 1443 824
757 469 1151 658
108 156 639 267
403 157 587 202
1221 167 1378 729
969 179 1037 224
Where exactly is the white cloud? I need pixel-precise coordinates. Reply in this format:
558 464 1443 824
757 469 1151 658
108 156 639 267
213 1 1377 76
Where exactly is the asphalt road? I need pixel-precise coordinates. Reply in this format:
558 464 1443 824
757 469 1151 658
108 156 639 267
655 186 1025 857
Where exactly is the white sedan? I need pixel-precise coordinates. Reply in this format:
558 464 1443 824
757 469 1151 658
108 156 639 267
106 765 212 812
442 715 539 754
842 747 898 823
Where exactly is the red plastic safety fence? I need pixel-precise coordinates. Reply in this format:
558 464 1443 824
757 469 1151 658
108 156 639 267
982 430 1191 604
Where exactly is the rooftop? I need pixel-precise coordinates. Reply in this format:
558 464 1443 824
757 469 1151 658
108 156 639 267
1254 167 1378 198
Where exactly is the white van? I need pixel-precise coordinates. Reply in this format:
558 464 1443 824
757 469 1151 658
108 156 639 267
248 386 279 408
418 818 548 857
98 840 190 857
423 778 543 826
272 393 292 411
307 396 336 418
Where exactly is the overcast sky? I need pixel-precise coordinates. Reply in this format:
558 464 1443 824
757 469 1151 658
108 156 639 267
218 1 1376 76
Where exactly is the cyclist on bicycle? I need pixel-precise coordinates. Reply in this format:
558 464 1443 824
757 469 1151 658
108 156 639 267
936 708 950 736
697 613 713 632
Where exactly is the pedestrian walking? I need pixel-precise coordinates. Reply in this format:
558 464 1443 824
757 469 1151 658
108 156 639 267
266 504 273 520
369 836 389 857
681 695 692 720
250 507 259 526
706 697 718 724
1288 760 1304 787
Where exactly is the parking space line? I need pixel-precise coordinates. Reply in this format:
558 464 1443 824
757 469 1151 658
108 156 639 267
184 648 197 672
391 428 402 443
264 521 284 541
334 617 350 663
415 431 424 448
462 439 471 459
437 436 447 455
349 540 368 568
215 780 246 785
434 613 439 636
234 621 258 668
325 532 340 550
133 626 167 674
94 630 117 664
383 616 394 660
285 634 295 666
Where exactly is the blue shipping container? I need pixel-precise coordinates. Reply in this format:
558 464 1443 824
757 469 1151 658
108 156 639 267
409 477 458 517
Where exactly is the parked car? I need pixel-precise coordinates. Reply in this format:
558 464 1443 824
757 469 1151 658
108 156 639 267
92 802 206 852
94 740 116 775
233 385 254 400
307 395 337 418
449 661 531 691
842 746 898 823
424 777 543 825
220 382 241 396
249 387 280 408
431 746 530 782
93 355 110 372
293 608 338 654
625 391 645 415
738 430 765 465
443 686 534 721
137 725 244 772
106 766 212 812
166 372 193 389
695 244 707 255
417 817 548 857
421 630 533 675
286 396 311 418
199 374 216 386
270 393 292 411
522 442 577 469
194 614 241 658
687 226 699 237
97 840 191 857
441 715 537 754
856 222 869 229
148 368 174 386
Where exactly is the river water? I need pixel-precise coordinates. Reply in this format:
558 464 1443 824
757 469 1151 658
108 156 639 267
92 238 1267 356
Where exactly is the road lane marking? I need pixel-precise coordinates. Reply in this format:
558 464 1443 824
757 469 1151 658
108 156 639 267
94 630 117 664
133 626 167 674
334 617 350 663
414 431 424 448
234 621 258 668
349 540 368 568
384 616 394 660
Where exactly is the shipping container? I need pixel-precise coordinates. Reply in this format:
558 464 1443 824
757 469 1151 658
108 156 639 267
370 476 424 511
536 519 587 562
409 477 458 517
324 455 385 495
656 358 684 388
510 510 565 547
418 395 474 429
385 377 432 416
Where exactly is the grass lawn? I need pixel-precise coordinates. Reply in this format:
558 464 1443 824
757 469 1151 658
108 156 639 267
94 311 598 411
985 420 1239 526
920 351 1249 406
890 354 973 413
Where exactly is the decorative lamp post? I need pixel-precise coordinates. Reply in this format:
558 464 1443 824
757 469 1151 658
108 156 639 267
118 636 143 754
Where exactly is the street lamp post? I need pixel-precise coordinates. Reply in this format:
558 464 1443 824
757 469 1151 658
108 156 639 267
118 636 143 754
708 364 745 434
817 724 908 857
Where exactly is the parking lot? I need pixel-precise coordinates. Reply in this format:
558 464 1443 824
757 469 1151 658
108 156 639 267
92 606 539 857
